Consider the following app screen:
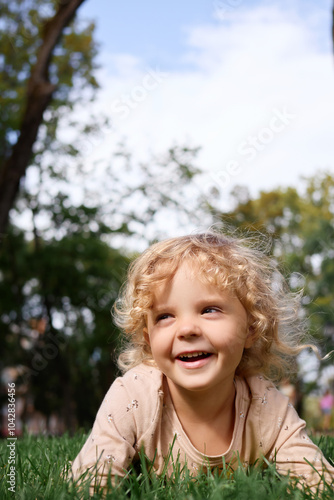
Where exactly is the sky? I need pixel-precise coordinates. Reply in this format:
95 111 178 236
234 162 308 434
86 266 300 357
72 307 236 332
76 0 334 205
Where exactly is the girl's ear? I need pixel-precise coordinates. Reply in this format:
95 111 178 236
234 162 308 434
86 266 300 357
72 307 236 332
143 327 150 345
244 326 256 349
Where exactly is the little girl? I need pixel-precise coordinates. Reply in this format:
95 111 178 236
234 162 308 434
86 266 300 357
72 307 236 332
72 232 334 490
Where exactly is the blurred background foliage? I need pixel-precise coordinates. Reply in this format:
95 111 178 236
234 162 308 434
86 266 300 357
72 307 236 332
0 0 333 433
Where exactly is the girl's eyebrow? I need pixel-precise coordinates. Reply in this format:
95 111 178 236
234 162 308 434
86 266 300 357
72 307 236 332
155 304 178 313
150 303 171 312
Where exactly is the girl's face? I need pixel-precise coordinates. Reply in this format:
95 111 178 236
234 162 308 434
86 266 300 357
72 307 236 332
144 262 254 398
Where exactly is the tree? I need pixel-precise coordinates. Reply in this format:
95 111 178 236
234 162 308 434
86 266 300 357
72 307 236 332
0 195 130 432
0 0 95 235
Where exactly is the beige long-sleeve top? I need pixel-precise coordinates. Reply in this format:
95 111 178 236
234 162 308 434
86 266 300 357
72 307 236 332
71 363 334 489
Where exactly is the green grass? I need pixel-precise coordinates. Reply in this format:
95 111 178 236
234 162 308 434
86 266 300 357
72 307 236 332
0 432 333 499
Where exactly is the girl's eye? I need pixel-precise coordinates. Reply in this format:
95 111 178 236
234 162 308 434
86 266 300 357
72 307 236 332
156 313 171 323
202 307 220 314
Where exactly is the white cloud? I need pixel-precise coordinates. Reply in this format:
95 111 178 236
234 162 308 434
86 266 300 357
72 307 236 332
82 2 334 205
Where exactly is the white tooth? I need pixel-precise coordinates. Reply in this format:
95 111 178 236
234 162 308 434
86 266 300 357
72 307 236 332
181 351 206 358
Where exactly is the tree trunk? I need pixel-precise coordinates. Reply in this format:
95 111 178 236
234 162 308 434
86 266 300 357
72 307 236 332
0 0 86 238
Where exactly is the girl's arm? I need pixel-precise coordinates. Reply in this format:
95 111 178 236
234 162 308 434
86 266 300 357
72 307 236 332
70 365 163 493
71 377 138 491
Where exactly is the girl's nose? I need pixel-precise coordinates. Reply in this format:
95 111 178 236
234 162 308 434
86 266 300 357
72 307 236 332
176 318 202 338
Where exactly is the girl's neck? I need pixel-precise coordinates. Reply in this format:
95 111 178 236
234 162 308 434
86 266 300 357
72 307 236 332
165 377 236 454
166 376 236 420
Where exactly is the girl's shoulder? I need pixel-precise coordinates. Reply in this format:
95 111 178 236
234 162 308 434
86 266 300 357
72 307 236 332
100 364 164 434
235 375 299 452
107 363 164 405
235 374 290 410
120 363 163 386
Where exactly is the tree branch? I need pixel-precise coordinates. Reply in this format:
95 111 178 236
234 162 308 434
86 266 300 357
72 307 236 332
0 0 87 238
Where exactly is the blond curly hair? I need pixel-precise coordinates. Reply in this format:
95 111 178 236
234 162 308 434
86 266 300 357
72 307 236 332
114 232 315 381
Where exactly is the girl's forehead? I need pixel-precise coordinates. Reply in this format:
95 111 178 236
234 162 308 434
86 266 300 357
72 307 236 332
150 259 208 287
148 260 234 302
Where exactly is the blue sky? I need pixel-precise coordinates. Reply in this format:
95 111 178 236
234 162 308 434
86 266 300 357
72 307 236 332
80 0 332 70
70 0 334 207
81 0 214 70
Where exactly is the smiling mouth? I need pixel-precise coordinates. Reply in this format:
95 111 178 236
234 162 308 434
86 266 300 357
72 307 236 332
177 352 212 362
